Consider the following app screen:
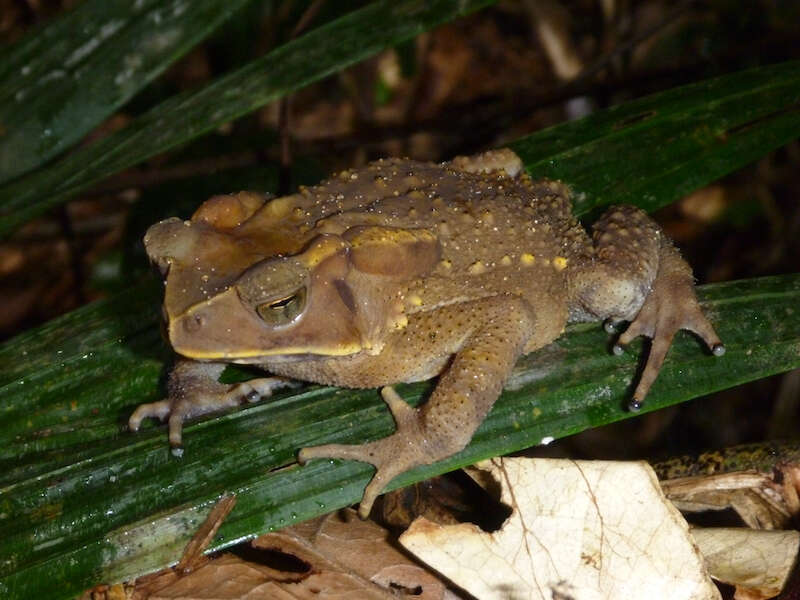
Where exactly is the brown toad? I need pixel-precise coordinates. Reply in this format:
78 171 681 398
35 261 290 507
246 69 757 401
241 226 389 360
129 148 724 517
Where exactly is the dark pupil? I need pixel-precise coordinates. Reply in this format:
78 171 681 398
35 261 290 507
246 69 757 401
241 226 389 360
269 295 295 309
257 288 305 324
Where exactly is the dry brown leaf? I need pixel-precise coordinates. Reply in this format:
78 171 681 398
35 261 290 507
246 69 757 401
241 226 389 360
400 457 720 600
692 527 800 600
143 551 400 600
661 471 792 529
282 509 450 599
134 509 450 600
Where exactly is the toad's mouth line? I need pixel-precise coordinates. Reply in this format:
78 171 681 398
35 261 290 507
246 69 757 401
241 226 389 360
172 342 363 362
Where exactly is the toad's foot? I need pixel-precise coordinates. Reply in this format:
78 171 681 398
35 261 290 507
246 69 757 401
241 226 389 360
614 245 725 411
128 360 296 448
569 206 724 412
299 387 432 519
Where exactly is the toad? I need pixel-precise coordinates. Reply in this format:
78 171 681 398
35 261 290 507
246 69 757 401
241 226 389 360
129 148 724 517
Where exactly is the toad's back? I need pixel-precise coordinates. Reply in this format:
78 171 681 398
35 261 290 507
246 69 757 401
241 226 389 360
298 157 592 320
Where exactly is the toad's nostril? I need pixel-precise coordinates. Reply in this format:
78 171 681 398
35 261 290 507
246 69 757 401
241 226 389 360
184 314 204 333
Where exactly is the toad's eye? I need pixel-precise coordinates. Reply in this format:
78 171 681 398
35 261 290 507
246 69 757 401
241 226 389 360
256 287 306 325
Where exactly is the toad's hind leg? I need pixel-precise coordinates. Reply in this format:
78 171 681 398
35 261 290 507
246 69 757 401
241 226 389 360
568 205 724 411
128 360 296 447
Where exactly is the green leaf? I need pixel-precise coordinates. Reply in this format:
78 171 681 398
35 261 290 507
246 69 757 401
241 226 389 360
2 274 799 598
0 0 495 238
509 60 800 216
0 0 256 185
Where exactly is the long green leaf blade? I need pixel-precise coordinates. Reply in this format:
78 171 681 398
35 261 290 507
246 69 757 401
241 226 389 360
510 61 800 216
0 0 495 237
0 0 254 185
1 275 798 599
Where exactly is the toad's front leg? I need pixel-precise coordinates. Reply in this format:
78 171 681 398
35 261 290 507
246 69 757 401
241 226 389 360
568 205 725 411
129 360 295 448
299 295 537 518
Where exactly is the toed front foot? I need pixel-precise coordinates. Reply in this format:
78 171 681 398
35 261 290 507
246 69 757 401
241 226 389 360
299 386 431 519
129 360 295 449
